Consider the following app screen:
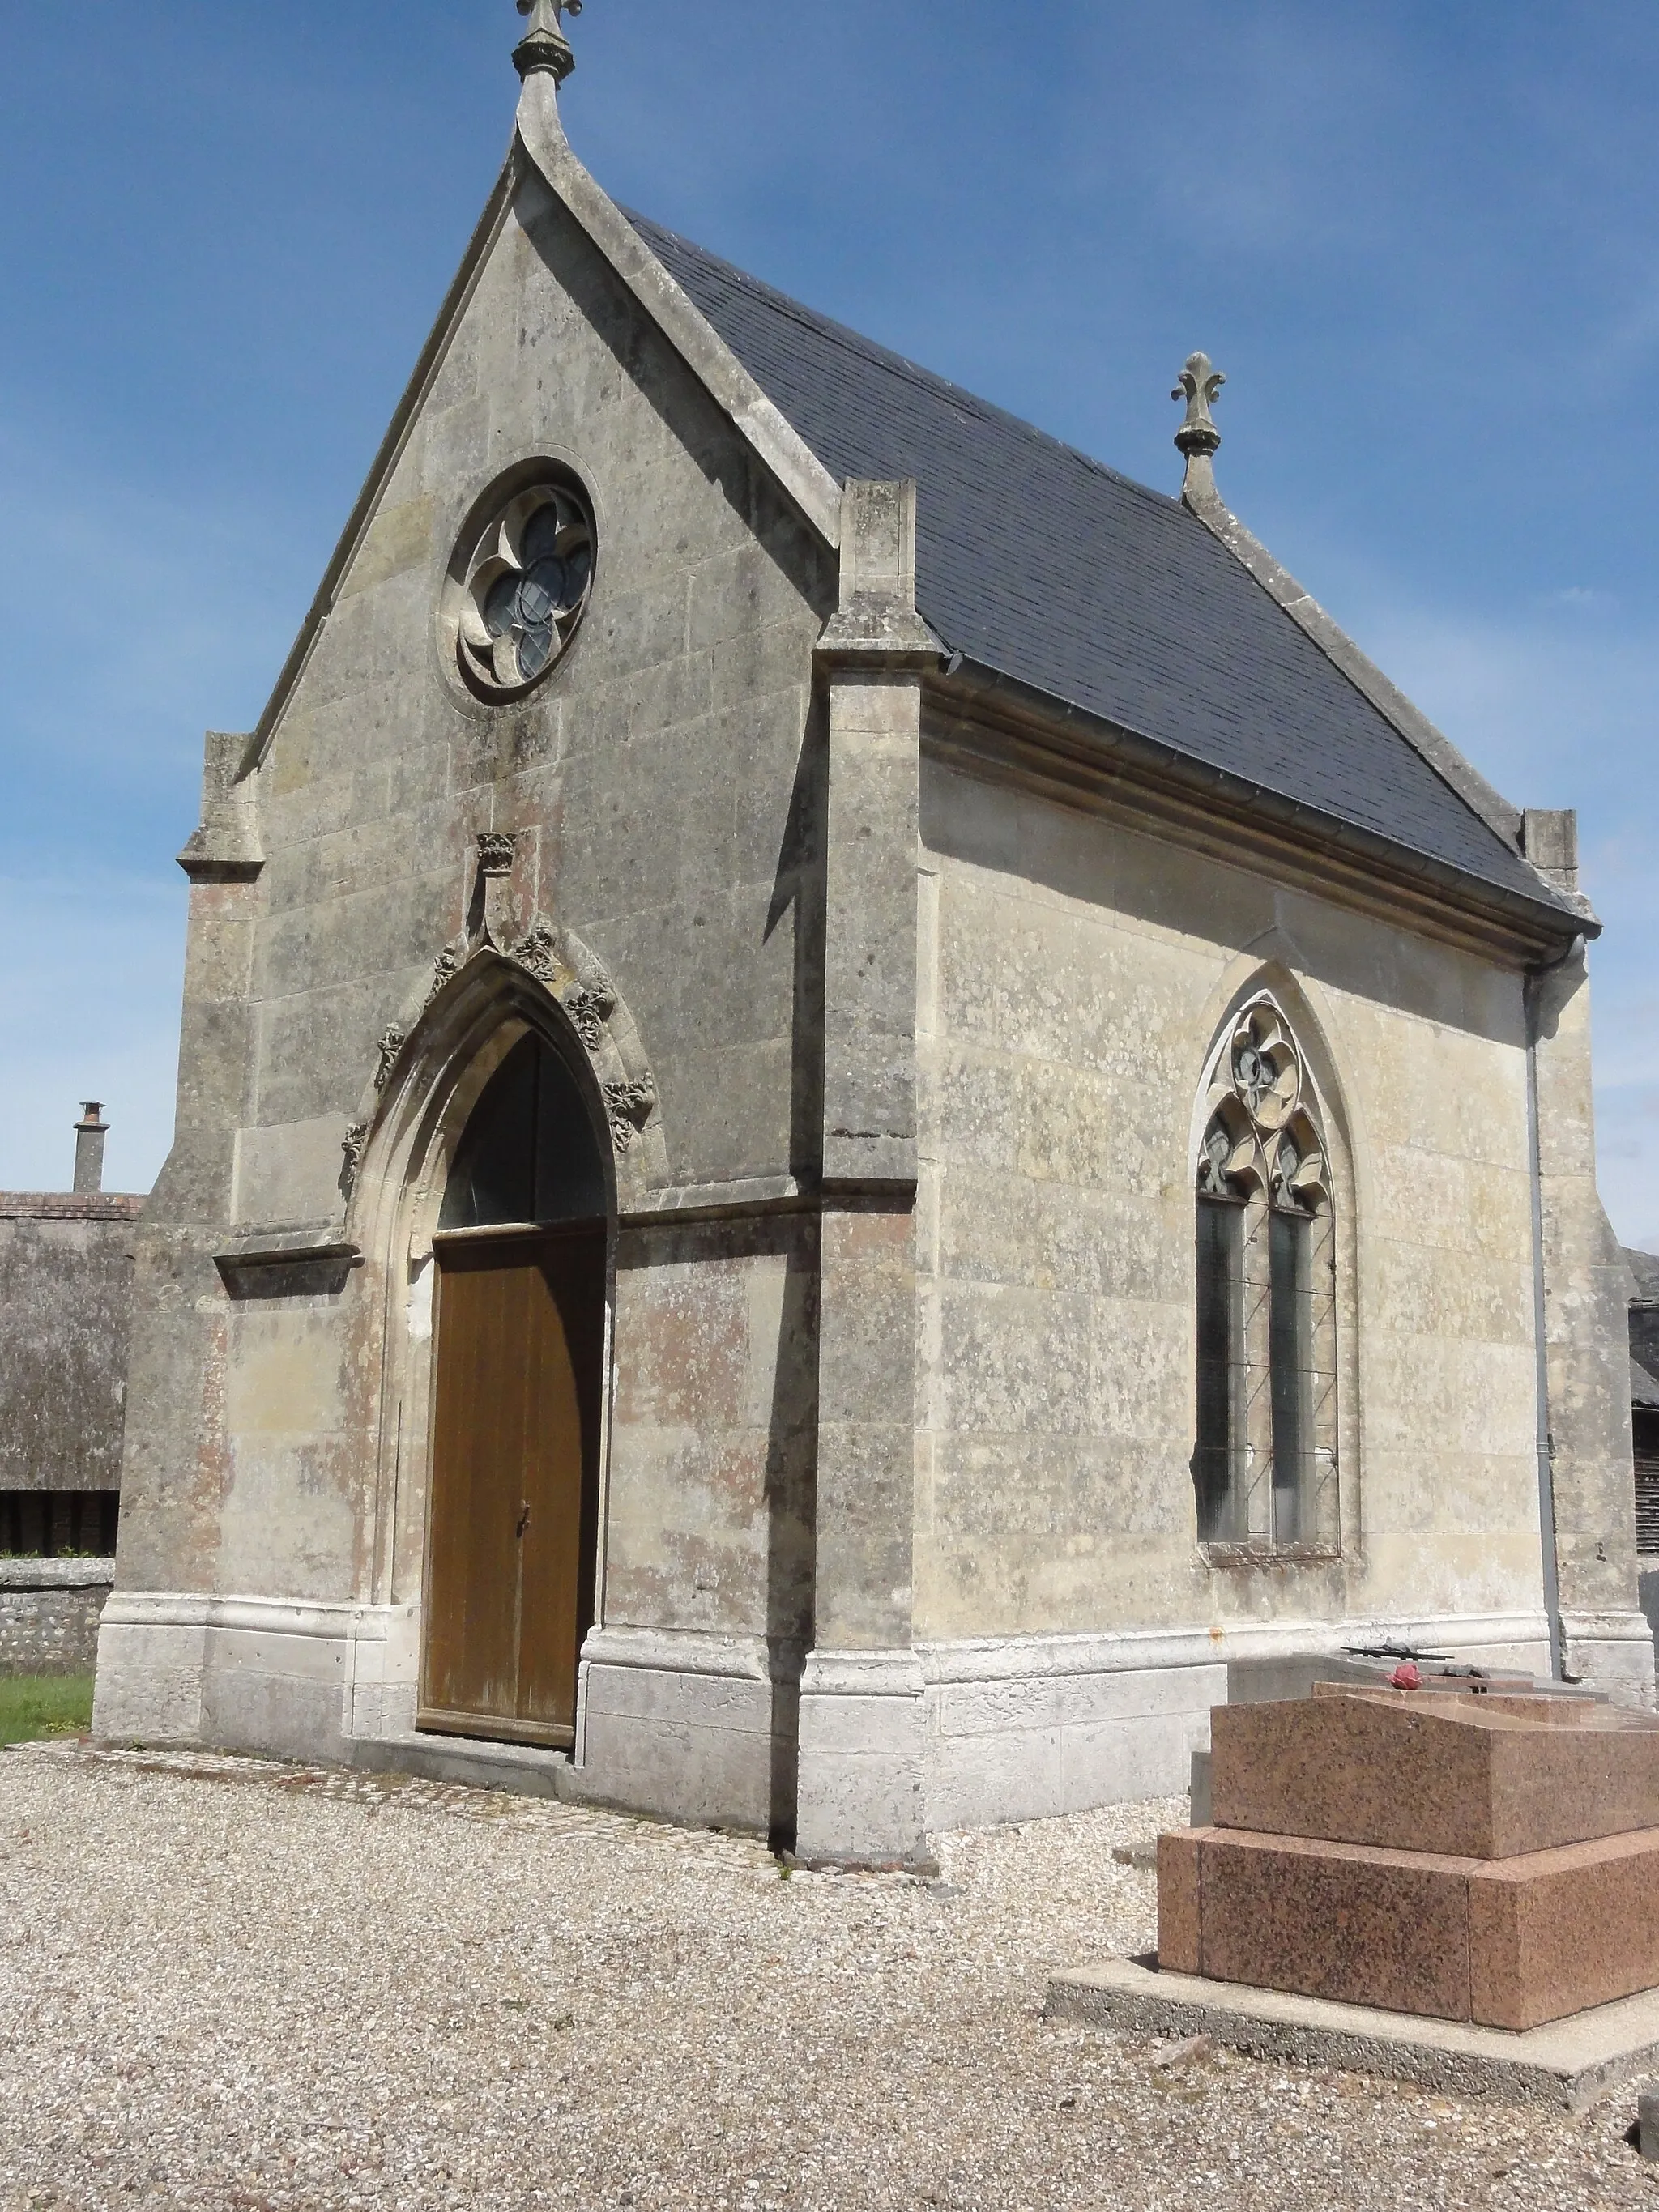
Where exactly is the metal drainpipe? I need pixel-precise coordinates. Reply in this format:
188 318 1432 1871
1525 934 1584 1683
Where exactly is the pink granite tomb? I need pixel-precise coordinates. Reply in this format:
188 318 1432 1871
1158 1686 1659 2030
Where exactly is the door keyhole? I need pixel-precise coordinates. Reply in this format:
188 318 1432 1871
516 1499 531 1538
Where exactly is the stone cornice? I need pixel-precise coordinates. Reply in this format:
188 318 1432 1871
923 660 1593 970
214 1225 364 1301
0 1558 116 1592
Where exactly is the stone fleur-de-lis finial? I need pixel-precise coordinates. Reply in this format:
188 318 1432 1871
514 0 583 83
1172 352 1226 461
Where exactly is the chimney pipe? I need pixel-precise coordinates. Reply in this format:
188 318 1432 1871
73 1102 107 1195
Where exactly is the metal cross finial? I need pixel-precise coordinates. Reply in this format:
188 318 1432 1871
1172 352 1226 460
514 0 582 84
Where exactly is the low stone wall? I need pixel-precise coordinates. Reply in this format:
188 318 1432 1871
0 1559 115 1676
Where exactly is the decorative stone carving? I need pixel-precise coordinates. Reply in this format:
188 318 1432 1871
604 1077 657 1154
476 831 516 877
514 0 581 83
446 477 595 699
424 939 467 1008
1173 352 1225 460
356 914 660 1190
511 920 562 983
507 923 616 1050
565 985 614 1052
1200 1002 1327 1208
374 1028 408 1092
516 927 641 1155
340 1121 369 1196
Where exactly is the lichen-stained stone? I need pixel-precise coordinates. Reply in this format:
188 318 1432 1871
0 1575 111 1677
99 36 1648 1860
104 127 837 1790
0 1200 141 1501
910 765 1623 1680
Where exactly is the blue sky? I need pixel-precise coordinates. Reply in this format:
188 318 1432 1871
1 2 1656 1243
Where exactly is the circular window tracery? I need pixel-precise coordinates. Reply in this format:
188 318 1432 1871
1198 1001 1327 1213
447 477 595 700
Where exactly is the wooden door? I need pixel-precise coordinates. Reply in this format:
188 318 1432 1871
420 1223 606 1748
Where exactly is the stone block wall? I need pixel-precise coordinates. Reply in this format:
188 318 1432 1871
100 168 837 1818
915 752 1546 1652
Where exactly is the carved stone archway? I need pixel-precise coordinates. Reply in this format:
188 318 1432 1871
335 871 664 1709
343 886 666 1217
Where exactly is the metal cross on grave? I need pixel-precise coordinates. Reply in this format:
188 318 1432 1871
514 0 584 83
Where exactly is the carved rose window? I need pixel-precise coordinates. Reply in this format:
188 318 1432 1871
449 479 595 699
1193 997 1338 1559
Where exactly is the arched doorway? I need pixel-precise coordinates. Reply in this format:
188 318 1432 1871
419 1029 609 1750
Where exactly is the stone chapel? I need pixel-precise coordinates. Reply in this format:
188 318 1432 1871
92 2 1653 1867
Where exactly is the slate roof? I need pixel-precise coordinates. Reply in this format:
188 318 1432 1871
1625 1253 1659 1410
630 213 1572 921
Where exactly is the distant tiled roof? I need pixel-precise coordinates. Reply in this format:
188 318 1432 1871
631 213 1574 922
1628 1247 1659 1306
1635 1357 1659 1413
0 1194 145 1221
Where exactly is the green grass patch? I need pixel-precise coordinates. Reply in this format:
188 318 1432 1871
0 1673 95 1743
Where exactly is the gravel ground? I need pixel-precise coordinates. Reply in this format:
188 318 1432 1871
2 1742 1656 2211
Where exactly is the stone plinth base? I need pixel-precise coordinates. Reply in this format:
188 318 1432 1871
1160 1822 1659 2031
1047 1954 1659 2112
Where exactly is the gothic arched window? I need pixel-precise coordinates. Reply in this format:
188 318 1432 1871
1193 997 1338 1554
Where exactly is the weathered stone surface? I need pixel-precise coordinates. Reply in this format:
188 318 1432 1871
1533 943 1654 1702
0 1196 142 1495
1156 1827 1201 1973
98 53 1648 1874
104 147 839 1831
606 1219 816 1651
1210 1687 1659 1858
911 751 1593 1664
0 1563 113 1677
1173 1819 1659 2031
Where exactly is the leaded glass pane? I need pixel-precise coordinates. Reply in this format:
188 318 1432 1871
450 475 596 699
1269 1208 1314 1544
1196 1196 1246 1542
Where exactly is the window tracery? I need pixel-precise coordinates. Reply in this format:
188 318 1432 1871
1194 996 1338 1556
447 476 595 701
